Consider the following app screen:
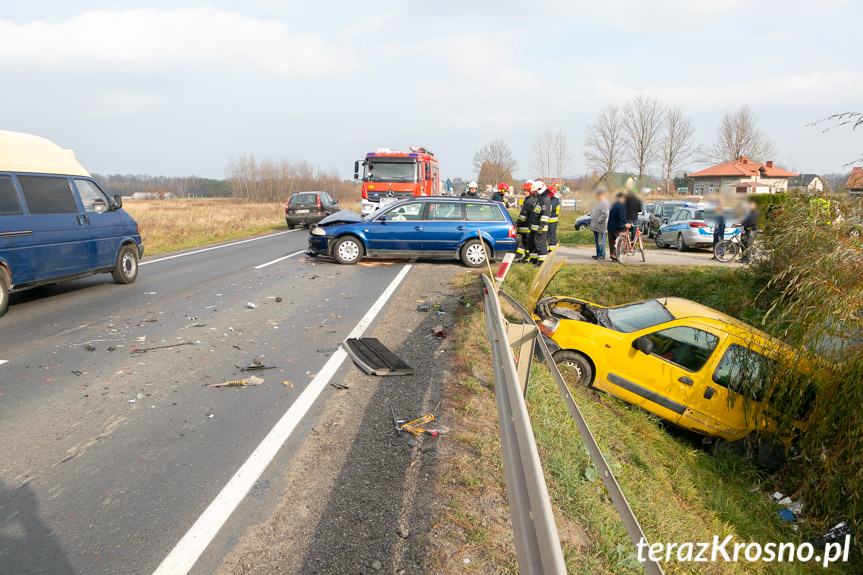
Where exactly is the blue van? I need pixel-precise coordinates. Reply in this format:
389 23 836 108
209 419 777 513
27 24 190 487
0 130 143 317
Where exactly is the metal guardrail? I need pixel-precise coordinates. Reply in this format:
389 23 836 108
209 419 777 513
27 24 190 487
482 273 567 574
481 272 665 575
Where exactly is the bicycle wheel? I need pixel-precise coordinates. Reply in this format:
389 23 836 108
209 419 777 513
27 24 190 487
638 236 646 262
714 239 738 263
615 234 631 263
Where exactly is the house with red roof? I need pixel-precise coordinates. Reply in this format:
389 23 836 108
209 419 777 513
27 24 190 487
688 156 798 195
846 167 863 194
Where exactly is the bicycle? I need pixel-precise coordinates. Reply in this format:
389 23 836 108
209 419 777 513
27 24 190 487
714 226 756 263
613 225 646 264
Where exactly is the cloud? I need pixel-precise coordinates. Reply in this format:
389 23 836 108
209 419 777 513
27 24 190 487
79 90 165 119
590 70 863 111
0 8 355 77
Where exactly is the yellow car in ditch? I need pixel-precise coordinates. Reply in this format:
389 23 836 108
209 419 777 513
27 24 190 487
528 255 802 465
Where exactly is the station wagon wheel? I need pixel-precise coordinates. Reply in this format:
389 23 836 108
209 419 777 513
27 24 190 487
333 236 363 265
676 233 689 252
553 350 594 388
0 268 9 317
111 244 139 284
460 239 488 268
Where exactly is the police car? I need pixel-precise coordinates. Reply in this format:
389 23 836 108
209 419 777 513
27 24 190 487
654 204 736 251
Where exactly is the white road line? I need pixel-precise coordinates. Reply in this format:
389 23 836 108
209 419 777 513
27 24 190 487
0 360 7 365
253 250 306 269
152 264 413 575
140 230 299 266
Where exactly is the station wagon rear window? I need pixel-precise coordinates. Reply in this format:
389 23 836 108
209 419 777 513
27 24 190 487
290 193 318 205
18 176 78 214
0 175 22 215
466 203 505 221
607 300 673 333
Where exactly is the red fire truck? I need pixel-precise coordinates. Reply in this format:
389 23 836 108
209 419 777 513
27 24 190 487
354 147 440 215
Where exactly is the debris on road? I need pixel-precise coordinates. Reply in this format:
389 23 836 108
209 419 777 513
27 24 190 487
204 376 264 388
236 359 276 372
275 297 283 303
344 338 413 376
417 302 433 312
330 383 349 390
282 381 294 387
391 407 442 437
432 324 447 338
130 341 194 355
245 302 258 309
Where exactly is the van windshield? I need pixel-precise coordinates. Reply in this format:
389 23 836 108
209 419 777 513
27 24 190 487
607 300 674 333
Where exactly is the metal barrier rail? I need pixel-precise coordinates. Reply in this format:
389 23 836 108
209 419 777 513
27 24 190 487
481 271 664 575
482 273 567 574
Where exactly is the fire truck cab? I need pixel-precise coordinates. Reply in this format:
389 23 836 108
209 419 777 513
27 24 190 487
354 147 440 216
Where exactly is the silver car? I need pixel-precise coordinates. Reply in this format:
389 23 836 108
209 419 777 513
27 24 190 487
655 206 717 251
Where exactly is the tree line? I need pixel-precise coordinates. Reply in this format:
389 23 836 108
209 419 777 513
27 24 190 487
94 174 233 198
469 100 781 194
224 155 357 203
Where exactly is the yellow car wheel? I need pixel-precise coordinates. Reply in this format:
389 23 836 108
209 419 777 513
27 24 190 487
554 350 594 388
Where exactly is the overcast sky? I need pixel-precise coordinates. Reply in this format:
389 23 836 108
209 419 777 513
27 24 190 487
1 1 861 180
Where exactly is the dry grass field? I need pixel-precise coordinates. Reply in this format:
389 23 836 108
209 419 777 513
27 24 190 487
123 198 287 255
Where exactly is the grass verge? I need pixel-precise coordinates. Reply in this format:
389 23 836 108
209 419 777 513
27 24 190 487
434 264 836 574
124 198 286 255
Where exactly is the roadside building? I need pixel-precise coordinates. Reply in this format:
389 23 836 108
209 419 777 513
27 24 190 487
789 173 824 193
846 167 863 195
688 156 798 195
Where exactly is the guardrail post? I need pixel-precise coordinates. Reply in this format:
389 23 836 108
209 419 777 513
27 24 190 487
506 321 537 396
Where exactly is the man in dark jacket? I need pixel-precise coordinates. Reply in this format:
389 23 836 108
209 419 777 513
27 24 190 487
608 193 629 262
529 181 552 265
740 200 759 263
491 183 507 204
711 202 727 260
515 181 536 261
625 189 642 242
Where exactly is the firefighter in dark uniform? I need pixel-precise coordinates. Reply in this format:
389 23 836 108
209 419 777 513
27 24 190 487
515 180 536 261
528 180 551 265
547 185 561 249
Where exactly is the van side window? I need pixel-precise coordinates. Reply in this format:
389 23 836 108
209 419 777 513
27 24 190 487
0 175 22 215
646 326 719 372
74 180 110 213
18 176 78 214
712 344 775 401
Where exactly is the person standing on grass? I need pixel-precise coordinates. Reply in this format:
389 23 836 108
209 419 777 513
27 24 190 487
589 189 609 260
625 187 642 242
711 202 727 260
608 192 628 262
740 199 759 263
515 181 536 261
547 186 561 249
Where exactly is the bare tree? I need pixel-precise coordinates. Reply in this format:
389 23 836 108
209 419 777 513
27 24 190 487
659 104 696 194
226 154 357 203
707 104 776 163
551 130 572 182
622 94 665 185
584 105 624 182
472 139 518 187
531 128 572 182
530 128 553 179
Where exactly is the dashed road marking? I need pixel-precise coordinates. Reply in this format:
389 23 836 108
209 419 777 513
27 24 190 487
254 250 306 269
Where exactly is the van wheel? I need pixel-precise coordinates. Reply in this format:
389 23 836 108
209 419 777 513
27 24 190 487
460 239 488 268
0 268 9 317
286 221 295 230
112 245 139 284
553 350 594 387
333 236 363 264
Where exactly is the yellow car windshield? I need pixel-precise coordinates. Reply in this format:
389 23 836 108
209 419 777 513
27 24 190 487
607 300 674 333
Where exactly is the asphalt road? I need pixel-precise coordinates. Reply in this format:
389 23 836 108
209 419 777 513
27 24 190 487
0 230 410 575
